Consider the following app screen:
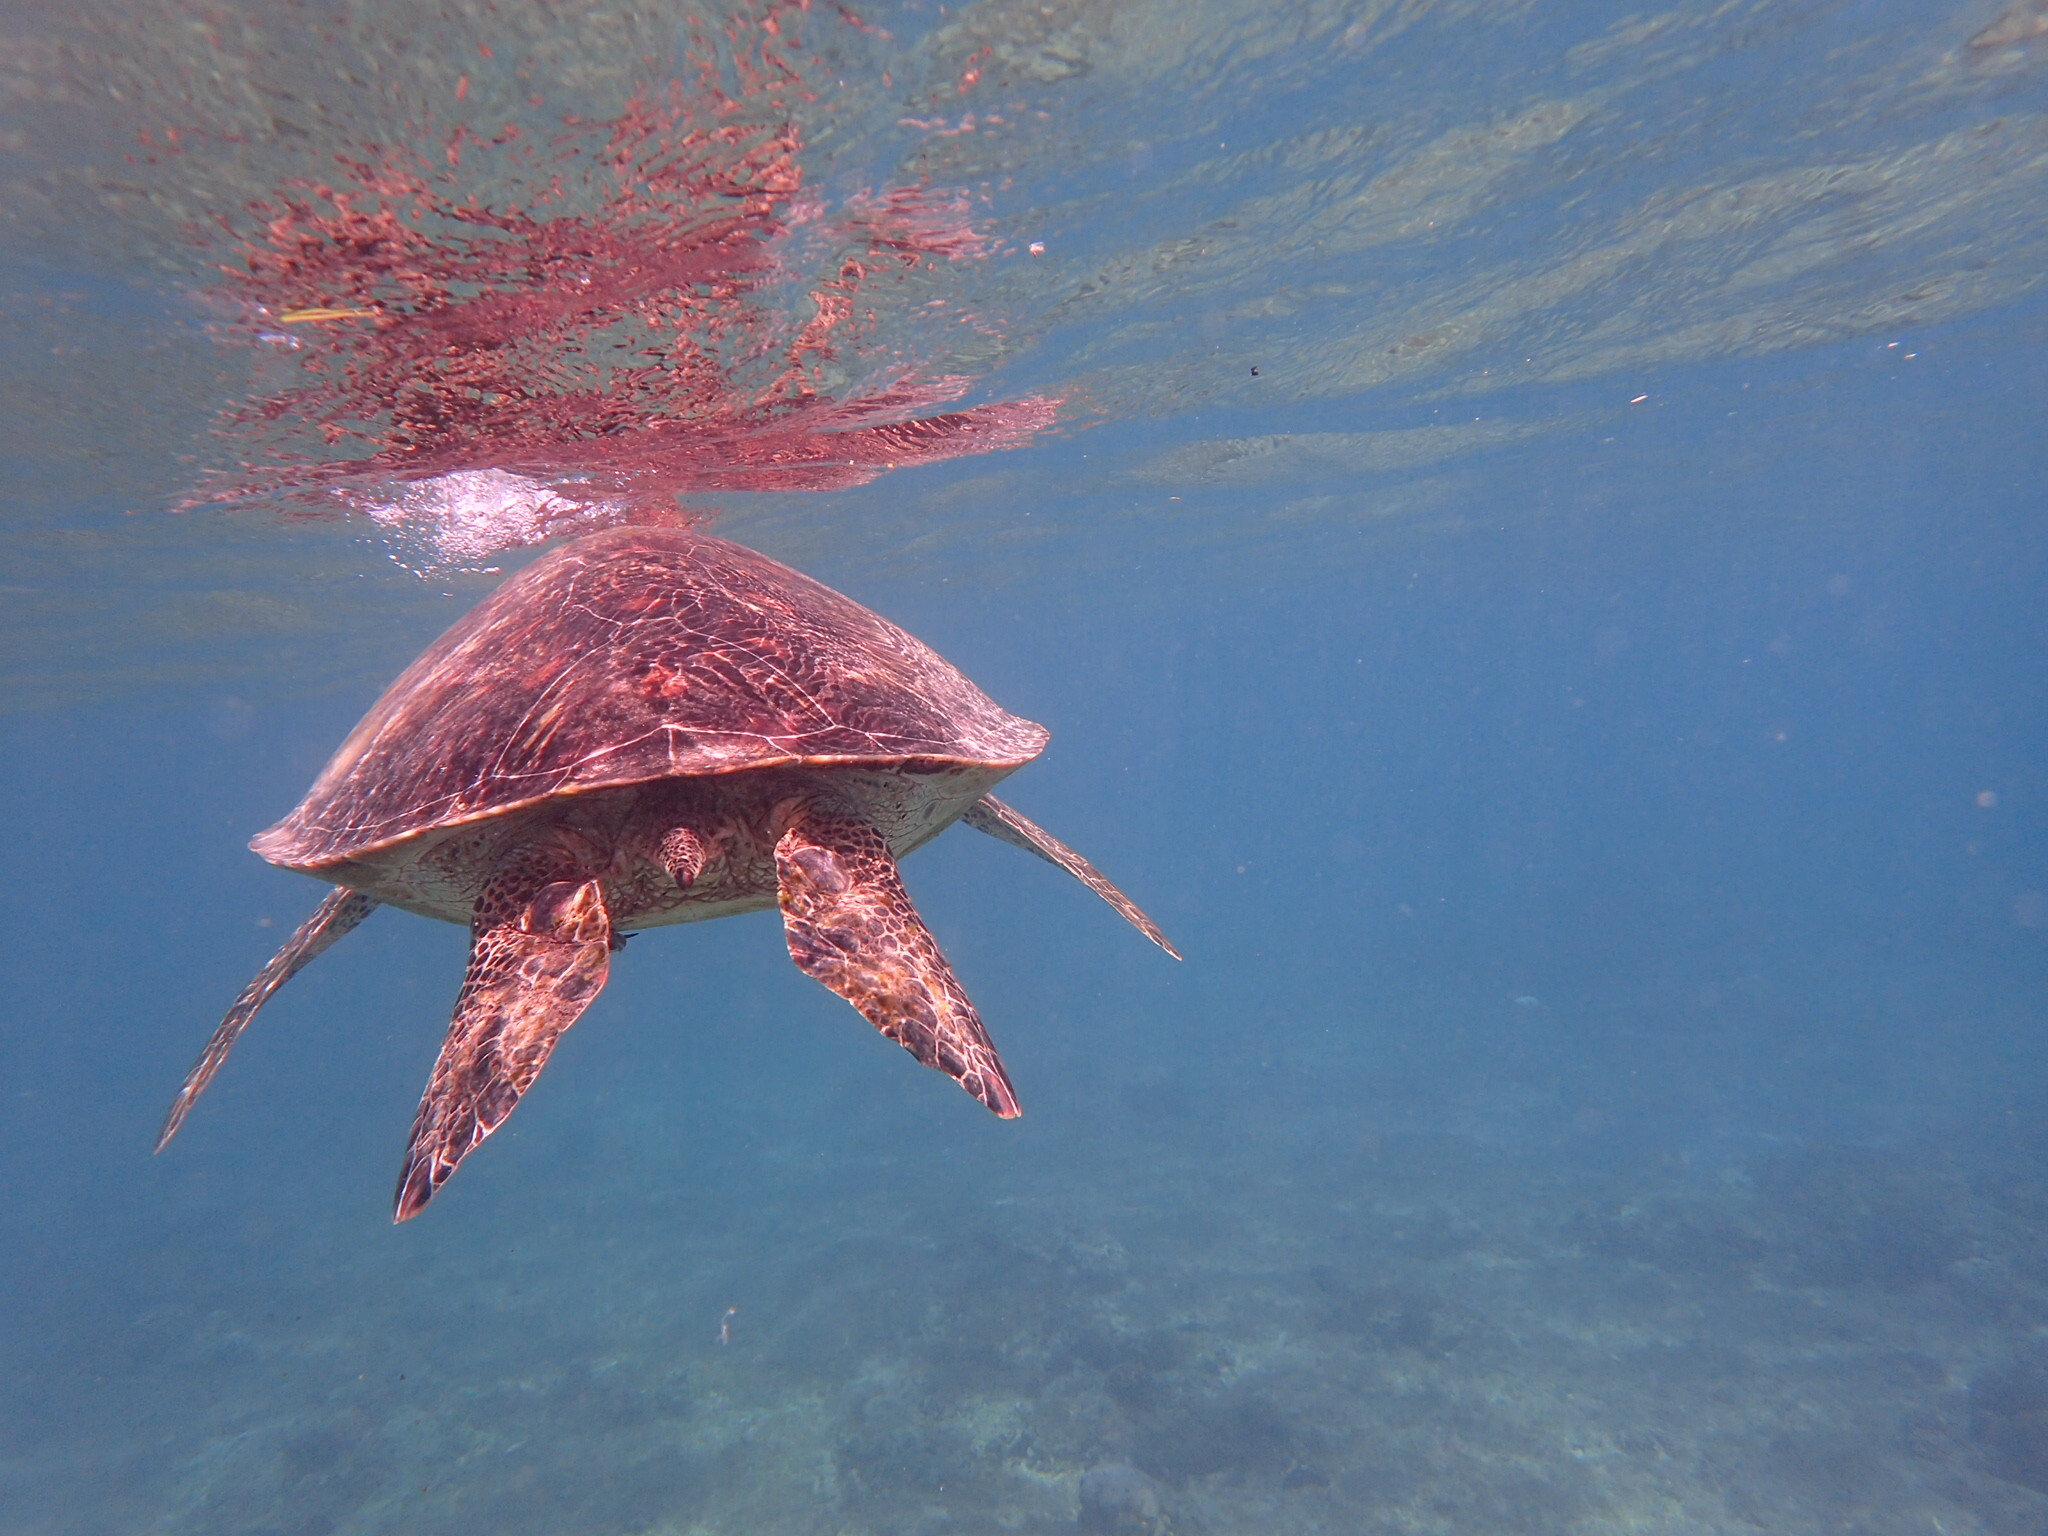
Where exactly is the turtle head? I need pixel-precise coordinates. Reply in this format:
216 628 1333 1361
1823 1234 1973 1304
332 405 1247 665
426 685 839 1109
659 825 706 890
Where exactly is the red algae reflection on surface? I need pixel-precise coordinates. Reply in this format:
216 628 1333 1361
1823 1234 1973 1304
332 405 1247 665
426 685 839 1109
194 5 1055 564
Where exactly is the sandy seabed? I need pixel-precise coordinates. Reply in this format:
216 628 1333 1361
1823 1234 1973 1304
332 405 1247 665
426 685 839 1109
16 1047 2048 1536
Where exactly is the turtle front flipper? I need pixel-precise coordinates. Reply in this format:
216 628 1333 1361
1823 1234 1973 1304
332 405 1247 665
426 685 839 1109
393 878 612 1222
776 807 1021 1118
962 796 1181 960
155 886 380 1153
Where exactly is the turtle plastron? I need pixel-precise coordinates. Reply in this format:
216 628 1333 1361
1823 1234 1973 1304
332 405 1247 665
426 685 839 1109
775 805 1020 1118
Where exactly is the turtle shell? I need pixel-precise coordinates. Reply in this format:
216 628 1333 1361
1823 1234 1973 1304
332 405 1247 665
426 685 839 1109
252 526 1049 871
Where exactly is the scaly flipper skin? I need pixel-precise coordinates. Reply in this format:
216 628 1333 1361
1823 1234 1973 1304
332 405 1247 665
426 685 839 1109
776 807 1021 1118
393 878 612 1222
155 887 380 1153
962 796 1181 960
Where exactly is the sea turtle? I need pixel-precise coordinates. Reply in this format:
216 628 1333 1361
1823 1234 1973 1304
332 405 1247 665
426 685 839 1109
155 525 1177 1221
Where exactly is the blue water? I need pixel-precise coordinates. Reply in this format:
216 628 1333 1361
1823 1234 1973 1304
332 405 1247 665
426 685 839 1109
6 1 2048 1532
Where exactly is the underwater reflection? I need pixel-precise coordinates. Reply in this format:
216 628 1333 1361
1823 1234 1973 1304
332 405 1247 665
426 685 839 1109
187 4 1054 564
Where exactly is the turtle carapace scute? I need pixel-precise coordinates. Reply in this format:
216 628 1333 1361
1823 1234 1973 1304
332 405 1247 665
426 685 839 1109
156 526 1177 1222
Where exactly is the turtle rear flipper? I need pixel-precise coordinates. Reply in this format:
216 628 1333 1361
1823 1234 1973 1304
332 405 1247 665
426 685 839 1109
776 808 1020 1118
155 887 380 1153
393 879 612 1222
962 796 1180 960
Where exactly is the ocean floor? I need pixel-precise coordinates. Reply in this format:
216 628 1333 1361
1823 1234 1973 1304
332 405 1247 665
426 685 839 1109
13 1040 2048 1536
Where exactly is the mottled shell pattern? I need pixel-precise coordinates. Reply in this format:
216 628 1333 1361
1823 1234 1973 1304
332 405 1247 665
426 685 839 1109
253 526 1049 872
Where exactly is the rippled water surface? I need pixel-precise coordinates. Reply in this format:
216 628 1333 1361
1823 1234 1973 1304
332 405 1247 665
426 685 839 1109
4 1 2047 1533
